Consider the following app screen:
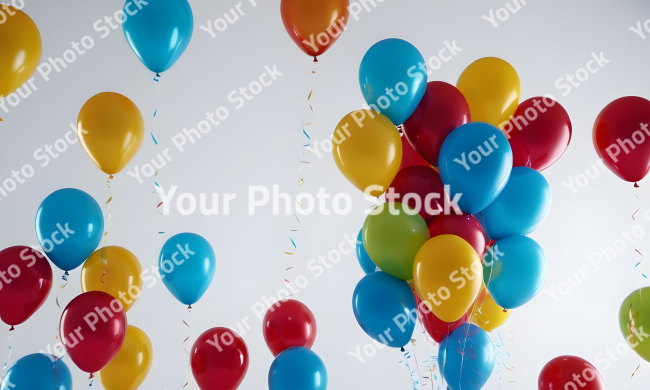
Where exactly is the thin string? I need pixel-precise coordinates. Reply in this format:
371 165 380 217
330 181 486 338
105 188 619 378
182 305 191 388
2 327 13 371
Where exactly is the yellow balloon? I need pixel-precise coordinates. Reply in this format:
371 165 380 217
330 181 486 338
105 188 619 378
470 284 511 332
0 6 42 98
332 109 402 197
77 92 144 175
413 235 483 322
81 246 143 312
456 57 521 128
98 325 153 390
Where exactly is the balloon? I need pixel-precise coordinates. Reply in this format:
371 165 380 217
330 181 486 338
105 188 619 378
36 188 104 272
438 122 513 214
280 0 349 59
60 291 127 374
469 283 510 332
363 202 429 280
593 96 650 183
388 166 445 224
618 287 650 362
0 7 41 99
191 327 249 390
352 271 416 348
122 0 194 73
413 235 482 323
456 57 521 127
0 353 72 390
484 235 547 309
439 324 495 390
481 167 552 241
98 325 153 390
399 133 431 170
332 110 401 197
159 232 216 306
414 291 468 343
427 213 487 257
263 299 317 356
269 347 327 390
359 38 427 125
538 356 605 390
81 246 143 312
403 81 471 166
356 229 377 274
504 97 572 171
0 246 52 327
77 92 144 175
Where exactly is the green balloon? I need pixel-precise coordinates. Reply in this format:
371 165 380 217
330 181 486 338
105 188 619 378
619 287 650 363
362 202 429 280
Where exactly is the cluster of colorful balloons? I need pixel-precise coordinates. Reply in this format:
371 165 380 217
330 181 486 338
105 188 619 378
338 38 572 389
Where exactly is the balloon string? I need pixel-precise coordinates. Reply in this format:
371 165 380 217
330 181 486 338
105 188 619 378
88 373 94 389
400 345 418 390
632 187 646 278
100 246 108 284
630 357 640 390
182 310 191 388
55 271 69 310
2 329 12 371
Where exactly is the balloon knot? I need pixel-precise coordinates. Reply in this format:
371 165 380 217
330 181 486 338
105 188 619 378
635 182 640 188
313 56 318 63
89 373 94 379
156 73 161 78
188 305 192 312
400 347 405 352
503 308 507 313
9 326 14 331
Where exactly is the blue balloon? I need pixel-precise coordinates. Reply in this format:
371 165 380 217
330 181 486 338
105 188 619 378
481 167 552 240
356 229 377 274
1 353 72 390
159 232 216 305
439 122 513 214
484 235 547 309
359 38 427 125
35 188 103 272
123 0 194 74
439 324 495 390
269 347 327 390
352 271 416 348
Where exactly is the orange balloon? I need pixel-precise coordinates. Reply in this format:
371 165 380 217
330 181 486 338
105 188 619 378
280 0 349 59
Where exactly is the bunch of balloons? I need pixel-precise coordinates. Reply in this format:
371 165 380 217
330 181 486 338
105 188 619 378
263 300 327 390
338 38 572 390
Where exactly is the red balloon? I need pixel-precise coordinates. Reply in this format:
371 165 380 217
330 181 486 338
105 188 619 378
414 291 468 343
403 81 471 166
428 213 487 257
503 97 572 171
388 166 446 224
263 299 317 356
59 291 126 374
539 355 605 390
398 133 430 171
191 327 249 390
593 96 650 183
0 246 52 328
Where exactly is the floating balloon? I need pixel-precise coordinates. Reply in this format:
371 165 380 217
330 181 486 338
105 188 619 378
0 6 41 99
593 96 650 183
352 272 416 348
469 283 510 332
280 0 349 60
618 287 650 362
0 246 52 328
356 229 377 274
456 57 521 127
77 92 144 175
191 327 249 390
263 299 317 356
538 356 605 390
269 347 327 390
438 122 513 214
388 166 445 224
439 324 495 390
413 235 482 323
81 246 143 312
427 213 487 257
159 233 216 306
415 291 468 344
332 110 402 197
60 291 127 374
123 0 194 73
484 235 547 309
36 188 104 272
398 133 431 170
481 167 552 240
359 38 427 125
504 97 572 171
0 353 72 390
403 81 471 166
98 325 153 390
363 202 429 280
